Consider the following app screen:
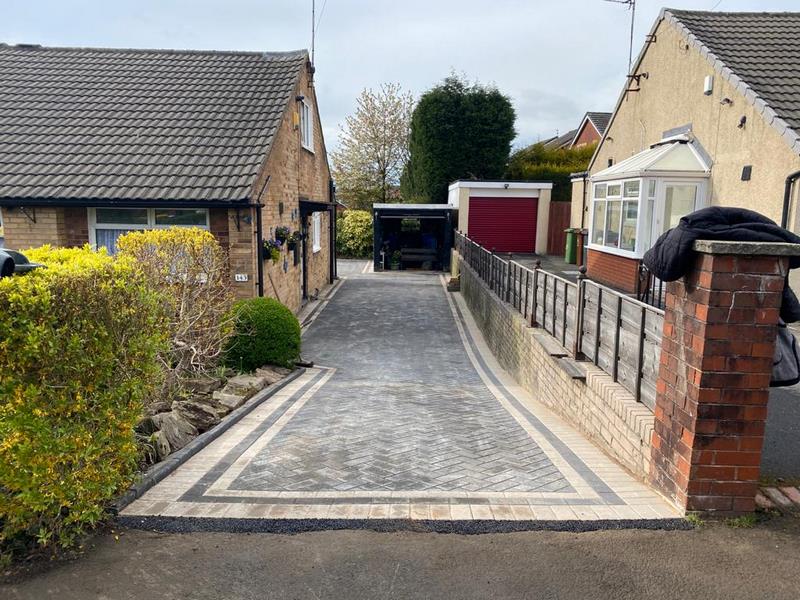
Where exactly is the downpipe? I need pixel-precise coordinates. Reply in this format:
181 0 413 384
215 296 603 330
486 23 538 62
780 169 800 229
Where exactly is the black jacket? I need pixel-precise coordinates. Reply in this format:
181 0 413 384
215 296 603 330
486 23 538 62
643 207 800 322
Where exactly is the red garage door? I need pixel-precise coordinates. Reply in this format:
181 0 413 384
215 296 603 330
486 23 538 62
468 197 538 253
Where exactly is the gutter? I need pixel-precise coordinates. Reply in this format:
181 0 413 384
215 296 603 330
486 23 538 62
0 198 254 209
781 169 800 229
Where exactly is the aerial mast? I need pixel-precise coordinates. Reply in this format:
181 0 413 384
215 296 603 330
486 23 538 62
603 0 636 74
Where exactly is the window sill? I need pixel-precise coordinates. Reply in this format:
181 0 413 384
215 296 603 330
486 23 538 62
312 246 322 254
587 243 642 260
301 144 315 154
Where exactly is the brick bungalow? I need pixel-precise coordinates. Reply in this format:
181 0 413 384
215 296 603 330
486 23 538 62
0 44 335 312
571 9 800 294
569 111 610 149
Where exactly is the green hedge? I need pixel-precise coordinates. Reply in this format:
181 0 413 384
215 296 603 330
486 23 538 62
505 142 596 202
336 210 373 258
0 246 166 560
224 297 301 371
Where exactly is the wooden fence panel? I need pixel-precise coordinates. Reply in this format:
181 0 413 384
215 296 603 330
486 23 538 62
546 201 572 256
455 231 664 411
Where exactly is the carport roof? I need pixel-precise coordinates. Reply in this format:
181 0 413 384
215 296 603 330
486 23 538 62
373 203 455 210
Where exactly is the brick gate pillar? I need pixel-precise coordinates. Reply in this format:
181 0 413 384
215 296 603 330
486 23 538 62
650 240 800 515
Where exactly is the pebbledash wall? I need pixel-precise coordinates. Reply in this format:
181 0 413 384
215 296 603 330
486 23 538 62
456 252 655 481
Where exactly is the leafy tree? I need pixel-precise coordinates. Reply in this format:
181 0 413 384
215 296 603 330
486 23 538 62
331 84 413 210
401 75 516 203
505 142 596 201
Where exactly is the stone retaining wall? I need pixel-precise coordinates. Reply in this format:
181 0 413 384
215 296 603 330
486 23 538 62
457 253 654 481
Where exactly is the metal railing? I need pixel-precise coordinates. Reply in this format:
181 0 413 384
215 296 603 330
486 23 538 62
637 263 666 310
455 231 664 410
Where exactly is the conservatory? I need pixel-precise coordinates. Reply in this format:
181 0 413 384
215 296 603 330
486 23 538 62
588 135 711 261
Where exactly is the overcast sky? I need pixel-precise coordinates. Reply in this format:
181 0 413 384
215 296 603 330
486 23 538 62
3 0 797 151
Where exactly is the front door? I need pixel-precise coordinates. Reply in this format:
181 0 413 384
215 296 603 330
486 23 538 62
650 181 702 244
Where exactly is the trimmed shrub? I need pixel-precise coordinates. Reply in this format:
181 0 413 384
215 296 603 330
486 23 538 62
0 245 166 560
224 298 300 371
336 209 373 258
116 228 234 402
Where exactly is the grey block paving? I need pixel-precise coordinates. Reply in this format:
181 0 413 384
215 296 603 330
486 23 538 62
232 274 573 494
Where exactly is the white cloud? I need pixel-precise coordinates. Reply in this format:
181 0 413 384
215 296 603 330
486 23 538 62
3 0 798 151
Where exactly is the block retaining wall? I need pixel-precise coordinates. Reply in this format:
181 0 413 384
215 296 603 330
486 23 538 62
458 254 655 481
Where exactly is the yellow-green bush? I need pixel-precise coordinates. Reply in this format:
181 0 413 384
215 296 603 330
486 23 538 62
336 210 373 258
0 245 167 560
117 228 234 402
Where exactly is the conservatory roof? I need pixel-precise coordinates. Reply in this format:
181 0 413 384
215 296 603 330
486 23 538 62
591 136 711 182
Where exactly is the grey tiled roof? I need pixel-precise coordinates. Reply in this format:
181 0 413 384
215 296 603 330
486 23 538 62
668 10 800 136
544 129 578 150
0 45 308 202
586 112 611 136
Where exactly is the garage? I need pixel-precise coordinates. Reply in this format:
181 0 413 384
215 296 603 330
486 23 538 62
372 203 455 271
468 197 538 252
448 180 553 254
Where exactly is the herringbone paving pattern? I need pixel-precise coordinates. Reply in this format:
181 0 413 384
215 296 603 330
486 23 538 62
234 379 570 492
121 272 681 522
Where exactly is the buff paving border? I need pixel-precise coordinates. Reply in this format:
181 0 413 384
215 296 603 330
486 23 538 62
757 486 800 512
113 368 306 513
120 273 683 528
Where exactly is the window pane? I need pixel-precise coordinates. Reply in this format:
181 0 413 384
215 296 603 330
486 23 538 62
95 228 135 254
593 183 607 199
155 209 207 226
623 180 640 198
96 208 147 225
604 201 622 248
664 184 697 231
607 184 621 197
591 200 606 244
621 201 638 251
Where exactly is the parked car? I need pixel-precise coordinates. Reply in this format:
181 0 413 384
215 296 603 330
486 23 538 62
0 249 43 278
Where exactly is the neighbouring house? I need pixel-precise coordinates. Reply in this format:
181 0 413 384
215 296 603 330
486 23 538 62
571 9 800 294
542 129 578 151
569 112 611 148
448 180 552 254
0 44 335 312
538 112 610 152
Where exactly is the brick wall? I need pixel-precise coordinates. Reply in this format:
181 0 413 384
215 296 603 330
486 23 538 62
3 207 62 249
651 248 787 514
586 249 640 294
572 123 600 148
61 207 89 247
458 253 654 480
250 62 332 312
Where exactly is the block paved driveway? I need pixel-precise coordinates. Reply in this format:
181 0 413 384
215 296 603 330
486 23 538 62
122 272 678 523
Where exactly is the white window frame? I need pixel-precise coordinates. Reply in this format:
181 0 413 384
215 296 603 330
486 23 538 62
300 99 314 153
312 212 322 253
588 176 707 259
588 178 641 258
88 207 210 248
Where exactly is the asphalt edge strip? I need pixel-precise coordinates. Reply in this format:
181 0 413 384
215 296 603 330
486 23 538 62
117 515 693 535
112 368 306 514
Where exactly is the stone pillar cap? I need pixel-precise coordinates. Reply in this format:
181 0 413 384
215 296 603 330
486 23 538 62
693 240 800 256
